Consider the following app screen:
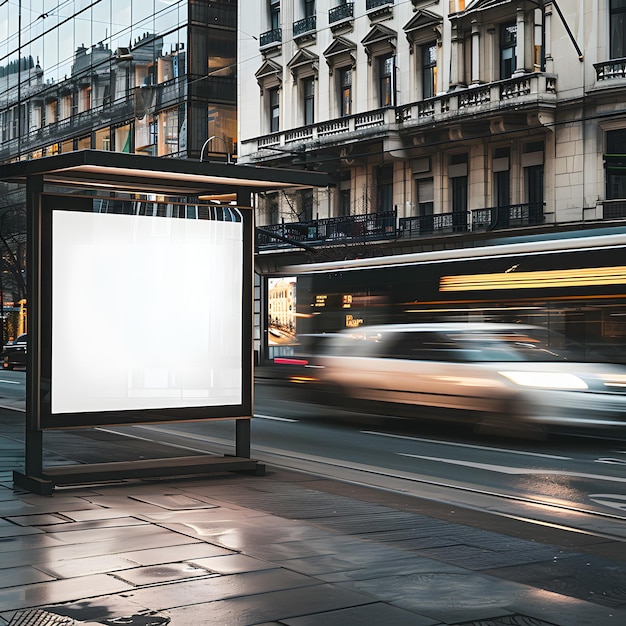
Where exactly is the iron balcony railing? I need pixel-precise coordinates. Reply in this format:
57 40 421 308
256 210 397 250
293 15 316 38
594 58 626 81
470 203 544 231
366 0 393 10
329 2 354 23
603 199 626 219
255 203 546 251
260 28 282 48
398 211 469 238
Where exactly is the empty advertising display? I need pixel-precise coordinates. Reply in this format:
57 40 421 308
39 196 252 429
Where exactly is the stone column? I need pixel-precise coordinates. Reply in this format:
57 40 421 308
513 8 526 75
544 3 553 73
471 20 481 84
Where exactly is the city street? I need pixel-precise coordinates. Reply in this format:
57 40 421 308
3 374 626 543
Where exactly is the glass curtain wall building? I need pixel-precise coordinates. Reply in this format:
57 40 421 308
0 0 236 163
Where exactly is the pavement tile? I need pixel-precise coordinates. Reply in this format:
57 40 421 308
0 532 65 553
0 566 55 588
280 601 439 626
33 553 144 579
118 541 236 566
156 518 337 548
336 570 626 625
4 513 72 526
20 597 150 625
111 562 217 586
162 583 381 626
0 530 203 569
121 569 320 611
0 573 134 612
189 554 279 574
485 554 626 609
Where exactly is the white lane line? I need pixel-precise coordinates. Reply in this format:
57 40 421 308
399 452 626 483
362 430 570 460
254 413 298 422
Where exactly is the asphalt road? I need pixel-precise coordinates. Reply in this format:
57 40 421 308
3 373 626 540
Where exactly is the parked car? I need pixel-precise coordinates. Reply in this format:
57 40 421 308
317 323 626 438
1 333 27 370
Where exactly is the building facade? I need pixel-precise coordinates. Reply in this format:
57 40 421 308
0 0 237 163
239 1 626 267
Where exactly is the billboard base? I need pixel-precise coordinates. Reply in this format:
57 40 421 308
14 455 265 494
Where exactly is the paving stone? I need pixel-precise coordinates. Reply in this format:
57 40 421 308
123 569 319 611
163 583 379 626
0 567 55 588
189 554 278 574
0 574 134 612
281 601 438 626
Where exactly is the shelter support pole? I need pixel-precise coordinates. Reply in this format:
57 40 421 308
14 175 53 495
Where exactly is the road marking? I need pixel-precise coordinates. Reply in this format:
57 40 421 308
399 453 626 483
254 413 298 422
589 494 626 511
362 430 570 460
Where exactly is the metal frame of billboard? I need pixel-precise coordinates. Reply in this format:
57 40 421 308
0 151 333 494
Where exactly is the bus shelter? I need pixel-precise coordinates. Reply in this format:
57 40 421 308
0 150 333 494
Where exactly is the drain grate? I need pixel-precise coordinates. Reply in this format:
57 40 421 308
8 610 79 626
7 611 170 626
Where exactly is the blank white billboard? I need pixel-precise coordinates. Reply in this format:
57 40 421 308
51 210 243 414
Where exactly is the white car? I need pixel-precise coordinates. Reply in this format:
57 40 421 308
317 323 626 438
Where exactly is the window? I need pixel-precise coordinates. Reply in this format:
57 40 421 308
304 0 315 17
377 164 394 212
605 129 626 200
611 0 626 58
416 178 434 217
270 0 280 30
422 42 437 99
338 171 351 216
339 67 352 117
378 54 395 107
493 147 510 209
500 22 517 79
301 188 314 221
269 87 280 132
303 77 315 125
449 153 468 231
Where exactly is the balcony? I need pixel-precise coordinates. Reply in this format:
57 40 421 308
594 58 626 81
366 0 394 19
293 16 316 43
329 3 354 31
255 203 547 251
399 212 469 238
260 28 282 50
602 199 626 219
246 107 395 156
400 73 556 130
256 210 397 250
470 203 544 231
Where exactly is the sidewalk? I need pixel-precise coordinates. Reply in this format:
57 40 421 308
1 408 625 626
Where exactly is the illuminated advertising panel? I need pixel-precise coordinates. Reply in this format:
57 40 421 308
40 197 252 429
267 276 297 346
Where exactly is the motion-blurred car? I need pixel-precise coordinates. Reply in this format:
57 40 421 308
317 323 626 438
1 333 27 370
263 333 341 393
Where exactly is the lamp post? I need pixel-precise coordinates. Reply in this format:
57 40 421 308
200 135 233 164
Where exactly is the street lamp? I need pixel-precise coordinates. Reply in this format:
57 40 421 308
200 135 233 164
